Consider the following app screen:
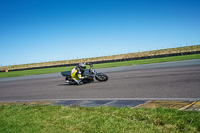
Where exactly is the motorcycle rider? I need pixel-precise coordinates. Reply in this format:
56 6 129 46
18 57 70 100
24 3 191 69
71 63 86 85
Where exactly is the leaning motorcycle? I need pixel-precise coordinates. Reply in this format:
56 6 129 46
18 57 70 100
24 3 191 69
61 63 108 85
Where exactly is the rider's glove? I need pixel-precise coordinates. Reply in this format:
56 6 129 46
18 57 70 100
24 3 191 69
79 77 85 80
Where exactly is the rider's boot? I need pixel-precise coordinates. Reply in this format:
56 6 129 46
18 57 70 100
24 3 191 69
73 79 83 85
78 80 83 85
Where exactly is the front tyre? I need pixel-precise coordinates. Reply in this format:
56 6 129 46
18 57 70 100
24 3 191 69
95 74 108 82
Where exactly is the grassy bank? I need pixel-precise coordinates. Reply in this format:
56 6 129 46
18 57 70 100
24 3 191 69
1 45 200 71
0 54 200 78
0 105 199 133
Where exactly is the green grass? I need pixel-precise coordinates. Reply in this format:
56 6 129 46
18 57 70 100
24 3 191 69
1 54 200 78
0 105 200 133
0 66 75 78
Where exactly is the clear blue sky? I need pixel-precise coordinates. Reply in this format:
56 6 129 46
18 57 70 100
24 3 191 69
0 0 200 66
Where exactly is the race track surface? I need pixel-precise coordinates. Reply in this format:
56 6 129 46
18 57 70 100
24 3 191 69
0 59 200 102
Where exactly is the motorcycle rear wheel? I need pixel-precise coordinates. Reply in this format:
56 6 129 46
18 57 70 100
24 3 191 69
65 77 70 83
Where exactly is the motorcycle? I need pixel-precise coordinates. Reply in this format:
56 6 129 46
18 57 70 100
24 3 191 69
61 63 108 85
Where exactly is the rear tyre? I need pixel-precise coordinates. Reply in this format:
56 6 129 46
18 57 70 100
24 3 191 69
65 77 70 83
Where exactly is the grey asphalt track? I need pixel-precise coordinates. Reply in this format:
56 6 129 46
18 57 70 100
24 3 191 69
0 59 200 102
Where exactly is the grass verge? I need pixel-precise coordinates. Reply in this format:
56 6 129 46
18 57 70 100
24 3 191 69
0 105 199 133
0 54 200 78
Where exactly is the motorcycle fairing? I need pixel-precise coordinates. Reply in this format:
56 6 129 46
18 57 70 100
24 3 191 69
61 69 90 77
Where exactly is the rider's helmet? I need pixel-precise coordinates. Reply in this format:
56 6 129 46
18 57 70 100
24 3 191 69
78 63 86 71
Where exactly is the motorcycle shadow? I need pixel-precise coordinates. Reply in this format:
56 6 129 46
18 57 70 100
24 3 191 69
57 84 77 86
57 82 99 86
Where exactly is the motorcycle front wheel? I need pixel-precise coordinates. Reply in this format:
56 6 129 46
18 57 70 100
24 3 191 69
95 74 108 82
